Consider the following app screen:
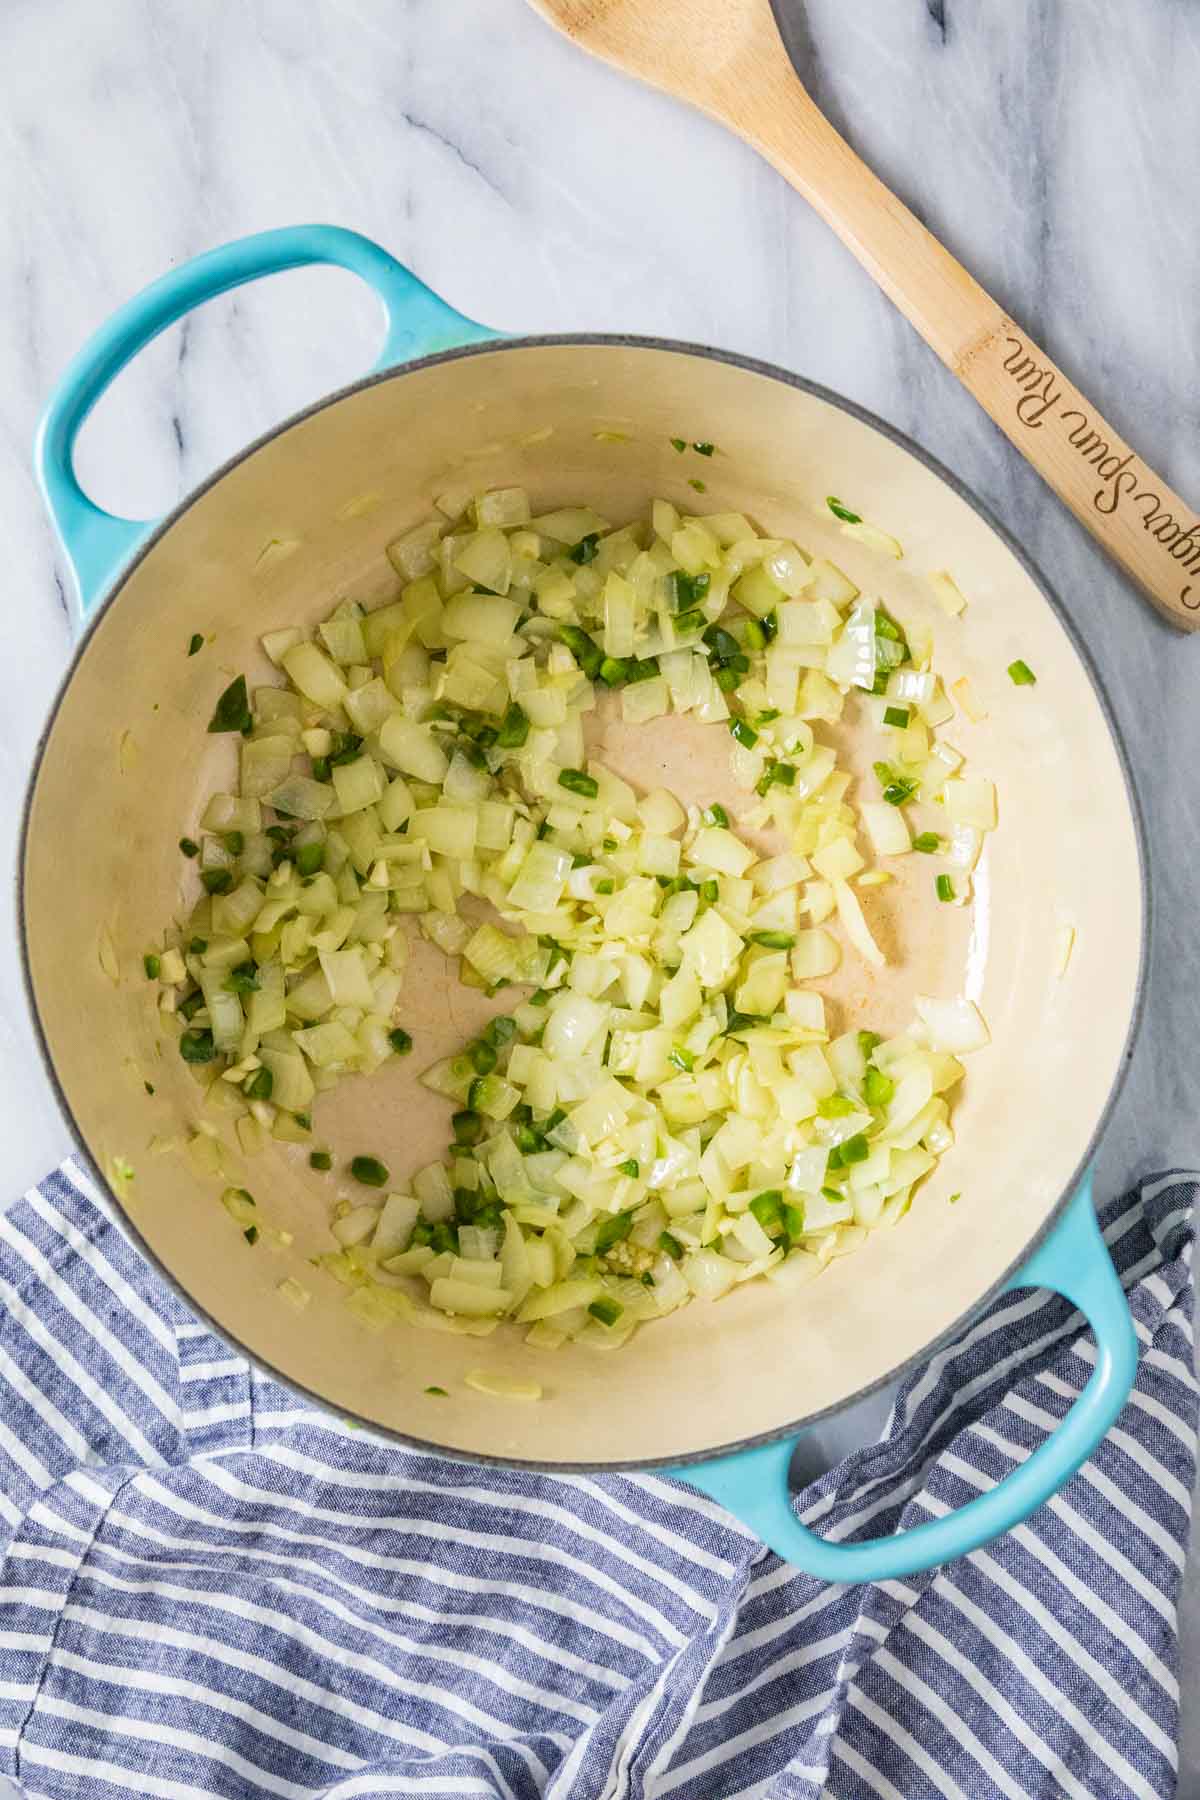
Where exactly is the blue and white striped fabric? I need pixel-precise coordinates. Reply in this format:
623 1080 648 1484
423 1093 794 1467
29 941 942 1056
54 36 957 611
0 1160 1191 1800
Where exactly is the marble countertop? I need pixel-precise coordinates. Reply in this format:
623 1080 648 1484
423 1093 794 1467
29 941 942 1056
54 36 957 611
2 0 1198 1783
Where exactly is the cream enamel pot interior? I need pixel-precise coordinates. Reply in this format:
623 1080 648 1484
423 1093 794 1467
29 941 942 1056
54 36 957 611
21 227 1146 1578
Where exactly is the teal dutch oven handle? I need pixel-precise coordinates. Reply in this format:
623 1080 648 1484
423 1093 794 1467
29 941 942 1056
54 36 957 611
673 1175 1138 1579
34 223 497 621
35 227 1139 1578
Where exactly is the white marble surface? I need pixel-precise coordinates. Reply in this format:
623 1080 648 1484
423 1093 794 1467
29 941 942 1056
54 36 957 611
1 0 1198 1786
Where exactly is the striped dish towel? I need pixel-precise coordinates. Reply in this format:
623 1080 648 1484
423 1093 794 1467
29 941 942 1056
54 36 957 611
0 1163 1191 1800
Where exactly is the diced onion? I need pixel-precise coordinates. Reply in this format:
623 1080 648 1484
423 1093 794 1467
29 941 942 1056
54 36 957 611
951 676 987 723
929 570 968 616
914 995 991 1054
943 776 997 832
791 929 840 980
158 483 993 1361
833 879 885 968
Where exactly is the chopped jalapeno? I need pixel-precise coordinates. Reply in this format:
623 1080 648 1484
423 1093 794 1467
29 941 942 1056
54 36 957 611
819 1093 858 1118
873 761 919 806
244 1067 273 1102
756 761 796 794
349 1155 389 1188
725 1010 768 1034
749 1190 784 1231
558 768 599 799
329 732 363 767
668 570 710 612
829 1133 869 1168
864 1067 895 1106
595 1212 633 1253
496 702 530 748
560 624 604 678
207 674 251 734
588 1298 623 1327
452 1111 483 1147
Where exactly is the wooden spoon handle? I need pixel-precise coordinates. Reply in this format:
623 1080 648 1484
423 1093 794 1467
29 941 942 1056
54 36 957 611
722 59 1200 631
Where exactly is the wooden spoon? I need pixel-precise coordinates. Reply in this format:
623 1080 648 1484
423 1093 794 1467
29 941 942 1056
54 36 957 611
527 0 1200 631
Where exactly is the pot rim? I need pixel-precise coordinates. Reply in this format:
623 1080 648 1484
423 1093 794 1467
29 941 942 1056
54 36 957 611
17 331 1152 1473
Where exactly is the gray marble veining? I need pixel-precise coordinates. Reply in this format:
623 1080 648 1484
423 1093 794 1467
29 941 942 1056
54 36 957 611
1 0 1197 1785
